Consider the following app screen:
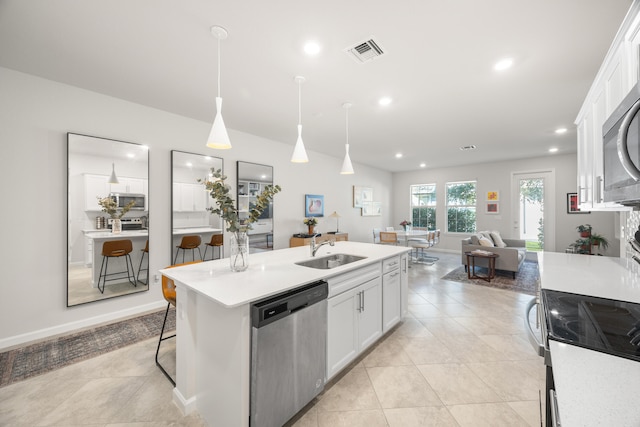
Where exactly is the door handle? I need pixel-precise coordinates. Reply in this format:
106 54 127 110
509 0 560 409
617 99 640 181
361 290 365 312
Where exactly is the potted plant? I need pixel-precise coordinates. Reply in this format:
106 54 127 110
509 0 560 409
400 220 412 231
590 233 609 252
97 196 136 233
570 238 592 254
304 217 318 235
576 224 592 237
201 169 281 271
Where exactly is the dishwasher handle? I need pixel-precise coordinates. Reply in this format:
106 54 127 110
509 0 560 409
252 280 328 328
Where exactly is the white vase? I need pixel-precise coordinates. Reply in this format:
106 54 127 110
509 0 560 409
111 218 122 234
230 231 249 272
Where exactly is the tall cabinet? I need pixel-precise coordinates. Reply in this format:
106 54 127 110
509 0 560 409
575 3 640 211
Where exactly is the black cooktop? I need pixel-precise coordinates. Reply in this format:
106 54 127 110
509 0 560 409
542 289 640 362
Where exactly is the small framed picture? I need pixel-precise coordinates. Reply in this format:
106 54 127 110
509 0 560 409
487 191 499 201
353 186 373 208
305 194 324 217
567 192 589 214
361 201 381 216
486 202 499 214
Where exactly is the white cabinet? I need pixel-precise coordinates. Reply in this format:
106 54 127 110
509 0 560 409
110 177 144 194
382 256 401 332
84 174 109 210
173 182 208 212
326 263 382 380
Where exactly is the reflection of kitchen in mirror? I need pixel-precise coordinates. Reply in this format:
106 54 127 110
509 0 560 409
237 161 274 252
171 151 223 261
67 133 149 307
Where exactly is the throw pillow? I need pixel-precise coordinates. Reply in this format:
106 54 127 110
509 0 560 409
478 236 494 247
479 231 493 242
490 231 507 248
470 234 480 245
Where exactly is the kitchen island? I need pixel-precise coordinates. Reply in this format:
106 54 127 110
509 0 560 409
160 241 410 426
537 252 640 426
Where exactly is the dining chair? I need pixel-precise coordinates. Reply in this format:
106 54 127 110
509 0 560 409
156 260 203 386
203 233 223 260
136 239 149 285
372 228 381 244
379 231 398 245
385 227 395 231
97 239 136 294
174 235 202 264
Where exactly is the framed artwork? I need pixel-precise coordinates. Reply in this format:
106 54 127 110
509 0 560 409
486 202 499 214
353 186 373 208
567 192 589 214
361 201 382 216
487 191 499 201
305 194 324 217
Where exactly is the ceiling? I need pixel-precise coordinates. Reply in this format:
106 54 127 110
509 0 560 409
0 0 632 172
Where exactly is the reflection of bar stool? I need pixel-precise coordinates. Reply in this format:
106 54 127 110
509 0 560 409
156 260 202 386
98 239 136 294
174 235 202 264
137 240 149 285
203 234 223 260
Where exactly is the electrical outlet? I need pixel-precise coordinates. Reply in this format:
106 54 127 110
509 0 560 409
154 274 160 283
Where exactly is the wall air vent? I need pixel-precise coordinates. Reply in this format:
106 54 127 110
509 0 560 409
343 36 385 64
459 145 477 151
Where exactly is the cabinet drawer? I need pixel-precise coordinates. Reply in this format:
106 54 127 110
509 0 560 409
328 263 381 298
382 256 400 274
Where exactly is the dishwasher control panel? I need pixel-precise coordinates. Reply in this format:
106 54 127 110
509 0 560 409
251 280 328 328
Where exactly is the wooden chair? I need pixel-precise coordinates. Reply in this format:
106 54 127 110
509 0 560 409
136 239 149 285
379 231 398 245
97 239 136 294
174 235 202 264
203 234 223 261
156 260 202 386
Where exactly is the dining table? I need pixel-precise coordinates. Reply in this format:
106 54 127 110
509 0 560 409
394 229 429 246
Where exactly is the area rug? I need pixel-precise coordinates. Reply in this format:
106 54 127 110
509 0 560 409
441 260 539 295
0 307 175 388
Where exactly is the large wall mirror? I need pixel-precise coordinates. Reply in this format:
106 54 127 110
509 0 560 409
67 133 149 307
171 151 223 262
237 161 274 252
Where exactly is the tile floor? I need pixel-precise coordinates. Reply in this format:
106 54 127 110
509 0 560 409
0 251 544 426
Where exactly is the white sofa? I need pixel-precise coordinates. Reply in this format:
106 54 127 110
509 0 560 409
461 231 526 278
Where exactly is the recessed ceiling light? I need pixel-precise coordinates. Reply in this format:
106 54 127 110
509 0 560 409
379 97 392 106
186 162 193 167
459 145 476 151
304 41 321 55
395 153 403 158
494 58 513 71
127 153 135 159
419 163 426 168
555 128 567 134
549 147 559 153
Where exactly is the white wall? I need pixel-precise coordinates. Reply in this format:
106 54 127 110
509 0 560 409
0 67 392 348
392 154 619 256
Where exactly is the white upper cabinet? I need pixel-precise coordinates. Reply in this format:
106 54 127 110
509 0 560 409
576 3 640 211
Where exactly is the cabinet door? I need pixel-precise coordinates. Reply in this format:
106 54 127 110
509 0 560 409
400 254 409 318
327 288 358 379
172 183 182 212
84 174 109 211
577 111 594 209
591 87 607 206
382 270 401 332
358 277 382 351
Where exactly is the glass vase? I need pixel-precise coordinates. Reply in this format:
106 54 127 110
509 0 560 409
230 231 249 272
111 218 122 234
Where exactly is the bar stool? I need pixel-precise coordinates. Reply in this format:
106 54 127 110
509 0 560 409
156 260 202 386
174 235 202 264
137 240 149 285
97 239 136 294
203 234 223 260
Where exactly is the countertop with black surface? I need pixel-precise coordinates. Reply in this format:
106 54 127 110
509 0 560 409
538 252 640 426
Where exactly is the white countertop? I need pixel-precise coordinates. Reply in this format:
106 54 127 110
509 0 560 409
172 227 222 235
539 252 640 426
160 241 410 308
83 227 222 240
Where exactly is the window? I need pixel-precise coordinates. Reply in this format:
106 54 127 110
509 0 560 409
446 181 476 233
410 184 436 229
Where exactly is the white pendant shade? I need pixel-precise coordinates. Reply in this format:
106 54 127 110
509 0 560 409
291 124 308 163
340 143 354 174
108 162 119 184
207 97 231 149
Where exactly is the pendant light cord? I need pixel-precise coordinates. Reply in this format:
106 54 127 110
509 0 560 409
217 37 221 97
298 80 302 126
346 107 349 145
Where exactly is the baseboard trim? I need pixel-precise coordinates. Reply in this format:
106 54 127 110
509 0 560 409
173 388 197 415
0 301 166 351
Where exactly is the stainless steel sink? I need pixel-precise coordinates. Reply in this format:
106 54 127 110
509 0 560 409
295 254 367 269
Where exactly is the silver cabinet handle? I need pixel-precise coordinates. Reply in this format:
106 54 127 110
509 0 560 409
617 99 640 181
596 175 603 203
361 290 365 312
549 390 561 426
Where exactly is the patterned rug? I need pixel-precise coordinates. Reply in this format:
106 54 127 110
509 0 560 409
441 260 539 295
0 307 175 388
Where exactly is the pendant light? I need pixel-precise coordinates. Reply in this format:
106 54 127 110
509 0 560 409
207 26 231 150
340 102 355 174
107 162 119 184
291 76 309 163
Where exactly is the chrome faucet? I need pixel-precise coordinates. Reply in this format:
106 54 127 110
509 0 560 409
310 234 335 257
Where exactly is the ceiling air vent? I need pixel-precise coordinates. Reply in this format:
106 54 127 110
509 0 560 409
344 36 385 64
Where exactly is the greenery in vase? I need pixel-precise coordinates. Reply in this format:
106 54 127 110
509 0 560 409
201 169 281 233
97 196 136 219
303 217 318 227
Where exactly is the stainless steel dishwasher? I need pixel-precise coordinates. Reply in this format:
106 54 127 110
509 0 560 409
250 280 328 427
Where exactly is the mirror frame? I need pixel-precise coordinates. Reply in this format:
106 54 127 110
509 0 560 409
170 150 224 262
236 161 275 251
67 133 149 307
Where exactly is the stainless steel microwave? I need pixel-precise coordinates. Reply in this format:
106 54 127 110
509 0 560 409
109 192 146 211
603 82 640 206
